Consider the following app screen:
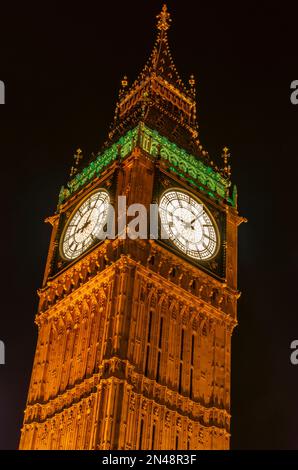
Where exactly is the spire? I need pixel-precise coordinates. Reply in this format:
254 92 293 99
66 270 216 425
143 4 190 93
108 5 205 159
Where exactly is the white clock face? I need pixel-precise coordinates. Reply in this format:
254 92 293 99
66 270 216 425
159 189 219 260
61 190 110 260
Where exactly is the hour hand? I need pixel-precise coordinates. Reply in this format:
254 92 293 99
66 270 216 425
190 218 196 230
79 220 91 233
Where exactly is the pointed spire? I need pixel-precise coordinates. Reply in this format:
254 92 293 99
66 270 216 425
108 5 202 159
148 4 186 90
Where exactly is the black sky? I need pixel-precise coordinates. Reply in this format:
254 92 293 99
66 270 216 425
0 0 297 450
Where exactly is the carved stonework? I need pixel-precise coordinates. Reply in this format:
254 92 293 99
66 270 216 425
20 6 239 453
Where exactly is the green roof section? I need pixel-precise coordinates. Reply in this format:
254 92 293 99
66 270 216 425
58 124 233 208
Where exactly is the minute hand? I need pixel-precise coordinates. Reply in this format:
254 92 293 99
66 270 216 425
174 215 186 224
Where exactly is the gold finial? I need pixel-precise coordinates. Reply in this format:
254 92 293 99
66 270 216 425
121 75 128 88
222 146 231 179
74 148 83 165
70 166 77 177
119 75 128 98
189 74 196 97
189 74 195 87
156 4 171 31
69 148 83 178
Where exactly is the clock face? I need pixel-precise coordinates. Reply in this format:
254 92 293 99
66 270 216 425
159 189 219 260
61 190 110 260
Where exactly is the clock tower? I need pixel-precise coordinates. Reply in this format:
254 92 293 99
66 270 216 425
20 5 244 450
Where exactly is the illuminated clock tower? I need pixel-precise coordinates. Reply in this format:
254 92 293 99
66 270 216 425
20 5 244 450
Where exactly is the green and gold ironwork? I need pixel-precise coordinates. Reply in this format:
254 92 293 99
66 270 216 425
58 124 233 208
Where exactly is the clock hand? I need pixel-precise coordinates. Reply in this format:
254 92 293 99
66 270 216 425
79 219 91 233
190 218 196 230
83 208 94 228
79 206 106 234
174 215 186 224
81 199 104 232
87 206 94 222
81 200 99 231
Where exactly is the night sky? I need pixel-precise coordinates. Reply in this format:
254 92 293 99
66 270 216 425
0 0 297 450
